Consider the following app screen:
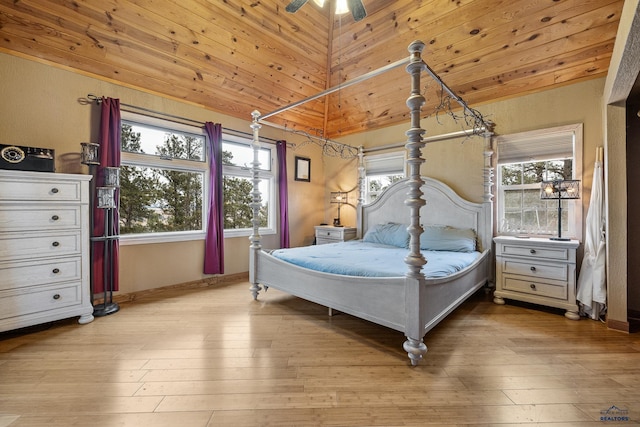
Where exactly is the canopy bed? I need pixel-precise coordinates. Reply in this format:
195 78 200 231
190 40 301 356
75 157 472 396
248 40 495 365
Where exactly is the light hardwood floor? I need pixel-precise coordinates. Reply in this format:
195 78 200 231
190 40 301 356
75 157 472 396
1 280 639 427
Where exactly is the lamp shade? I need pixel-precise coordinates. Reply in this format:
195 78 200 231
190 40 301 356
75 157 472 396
540 179 580 200
96 186 117 209
103 166 121 188
80 142 100 165
330 191 348 204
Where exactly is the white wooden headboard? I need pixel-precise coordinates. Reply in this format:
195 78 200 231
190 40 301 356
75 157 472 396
358 177 492 253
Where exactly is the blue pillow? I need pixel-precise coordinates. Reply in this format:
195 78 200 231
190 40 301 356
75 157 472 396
363 222 409 248
420 225 476 252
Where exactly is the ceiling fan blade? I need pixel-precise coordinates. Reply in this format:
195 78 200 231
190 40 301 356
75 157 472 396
347 0 367 21
285 0 309 13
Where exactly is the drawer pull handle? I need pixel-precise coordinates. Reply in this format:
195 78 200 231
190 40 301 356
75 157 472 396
52 241 60 247
530 266 536 272
530 249 536 254
51 188 59 194
51 215 60 221
52 268 60 274
53 294 61 300
530 284 536 290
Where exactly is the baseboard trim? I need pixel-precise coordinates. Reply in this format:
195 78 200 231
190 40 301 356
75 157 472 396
94 272 249 305
606 318 631 333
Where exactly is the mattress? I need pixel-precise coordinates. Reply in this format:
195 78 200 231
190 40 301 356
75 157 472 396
270 240 480 278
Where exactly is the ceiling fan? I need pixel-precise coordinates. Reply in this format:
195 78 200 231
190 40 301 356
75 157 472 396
286 0 367 22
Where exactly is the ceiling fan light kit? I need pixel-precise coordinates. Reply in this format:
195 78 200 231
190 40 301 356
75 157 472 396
287 0 367 21
335 0 349 14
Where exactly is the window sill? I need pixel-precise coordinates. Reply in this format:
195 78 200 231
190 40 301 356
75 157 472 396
119 228 276 246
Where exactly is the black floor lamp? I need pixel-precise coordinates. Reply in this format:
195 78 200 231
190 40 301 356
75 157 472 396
81 143 120 317
540 179 580 241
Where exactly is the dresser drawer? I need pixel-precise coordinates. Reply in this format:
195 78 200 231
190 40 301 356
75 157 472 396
0 175 83 202
0 257 82 291
0 282 83 319
501 258 568 281
0 206 82 232
503 276 568 300
0 231 82 262
497 242 571 262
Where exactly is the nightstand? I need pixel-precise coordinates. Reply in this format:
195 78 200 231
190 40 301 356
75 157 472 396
493 235 580 320
314 225 357 245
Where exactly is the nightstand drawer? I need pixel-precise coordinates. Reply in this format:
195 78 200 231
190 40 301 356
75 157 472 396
503 277 568 300
316 229 345 239
498 242 571 261
316 237 336 245
314 226 357 245
501 259 568 281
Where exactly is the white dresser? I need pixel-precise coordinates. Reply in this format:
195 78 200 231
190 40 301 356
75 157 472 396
315 225 357 245
493 235 580 320
0 170 94 332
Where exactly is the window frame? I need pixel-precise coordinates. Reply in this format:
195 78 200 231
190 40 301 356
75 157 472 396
495 123 583 240
119 112 208 245
363 151 406 204
118 112 276 245
221 134 276 238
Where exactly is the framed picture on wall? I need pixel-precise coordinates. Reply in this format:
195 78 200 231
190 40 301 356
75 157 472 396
294 156 311 182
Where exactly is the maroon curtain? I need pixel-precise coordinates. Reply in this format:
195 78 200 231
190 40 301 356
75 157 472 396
92 97 121 293
204 122 224 274
277 141 290 248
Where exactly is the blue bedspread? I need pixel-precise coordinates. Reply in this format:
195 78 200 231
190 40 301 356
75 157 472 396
270 240 481 278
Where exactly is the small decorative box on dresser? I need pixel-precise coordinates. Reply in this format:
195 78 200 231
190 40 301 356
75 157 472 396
315 225 357 245
493 235 580 320
0 170 94 332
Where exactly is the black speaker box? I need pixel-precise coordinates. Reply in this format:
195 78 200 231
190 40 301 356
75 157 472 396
0 144 55 172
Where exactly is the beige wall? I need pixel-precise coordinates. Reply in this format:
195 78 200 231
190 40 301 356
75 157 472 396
332 78 605 239
0 51 613 304
0 53 324 295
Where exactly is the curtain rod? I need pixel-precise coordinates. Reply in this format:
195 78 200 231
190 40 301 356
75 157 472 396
86 94 282 145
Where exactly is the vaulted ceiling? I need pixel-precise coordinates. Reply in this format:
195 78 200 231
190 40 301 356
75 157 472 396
0 0 625 139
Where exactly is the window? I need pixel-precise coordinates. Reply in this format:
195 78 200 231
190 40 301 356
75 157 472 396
221 134 275 237
363 151 406 203
119 112 275 244
495 124 583 238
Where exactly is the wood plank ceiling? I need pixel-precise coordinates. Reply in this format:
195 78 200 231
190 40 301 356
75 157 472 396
0 0 625 139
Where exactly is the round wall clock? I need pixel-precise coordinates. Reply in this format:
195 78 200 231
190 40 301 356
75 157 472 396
1 146 26 163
